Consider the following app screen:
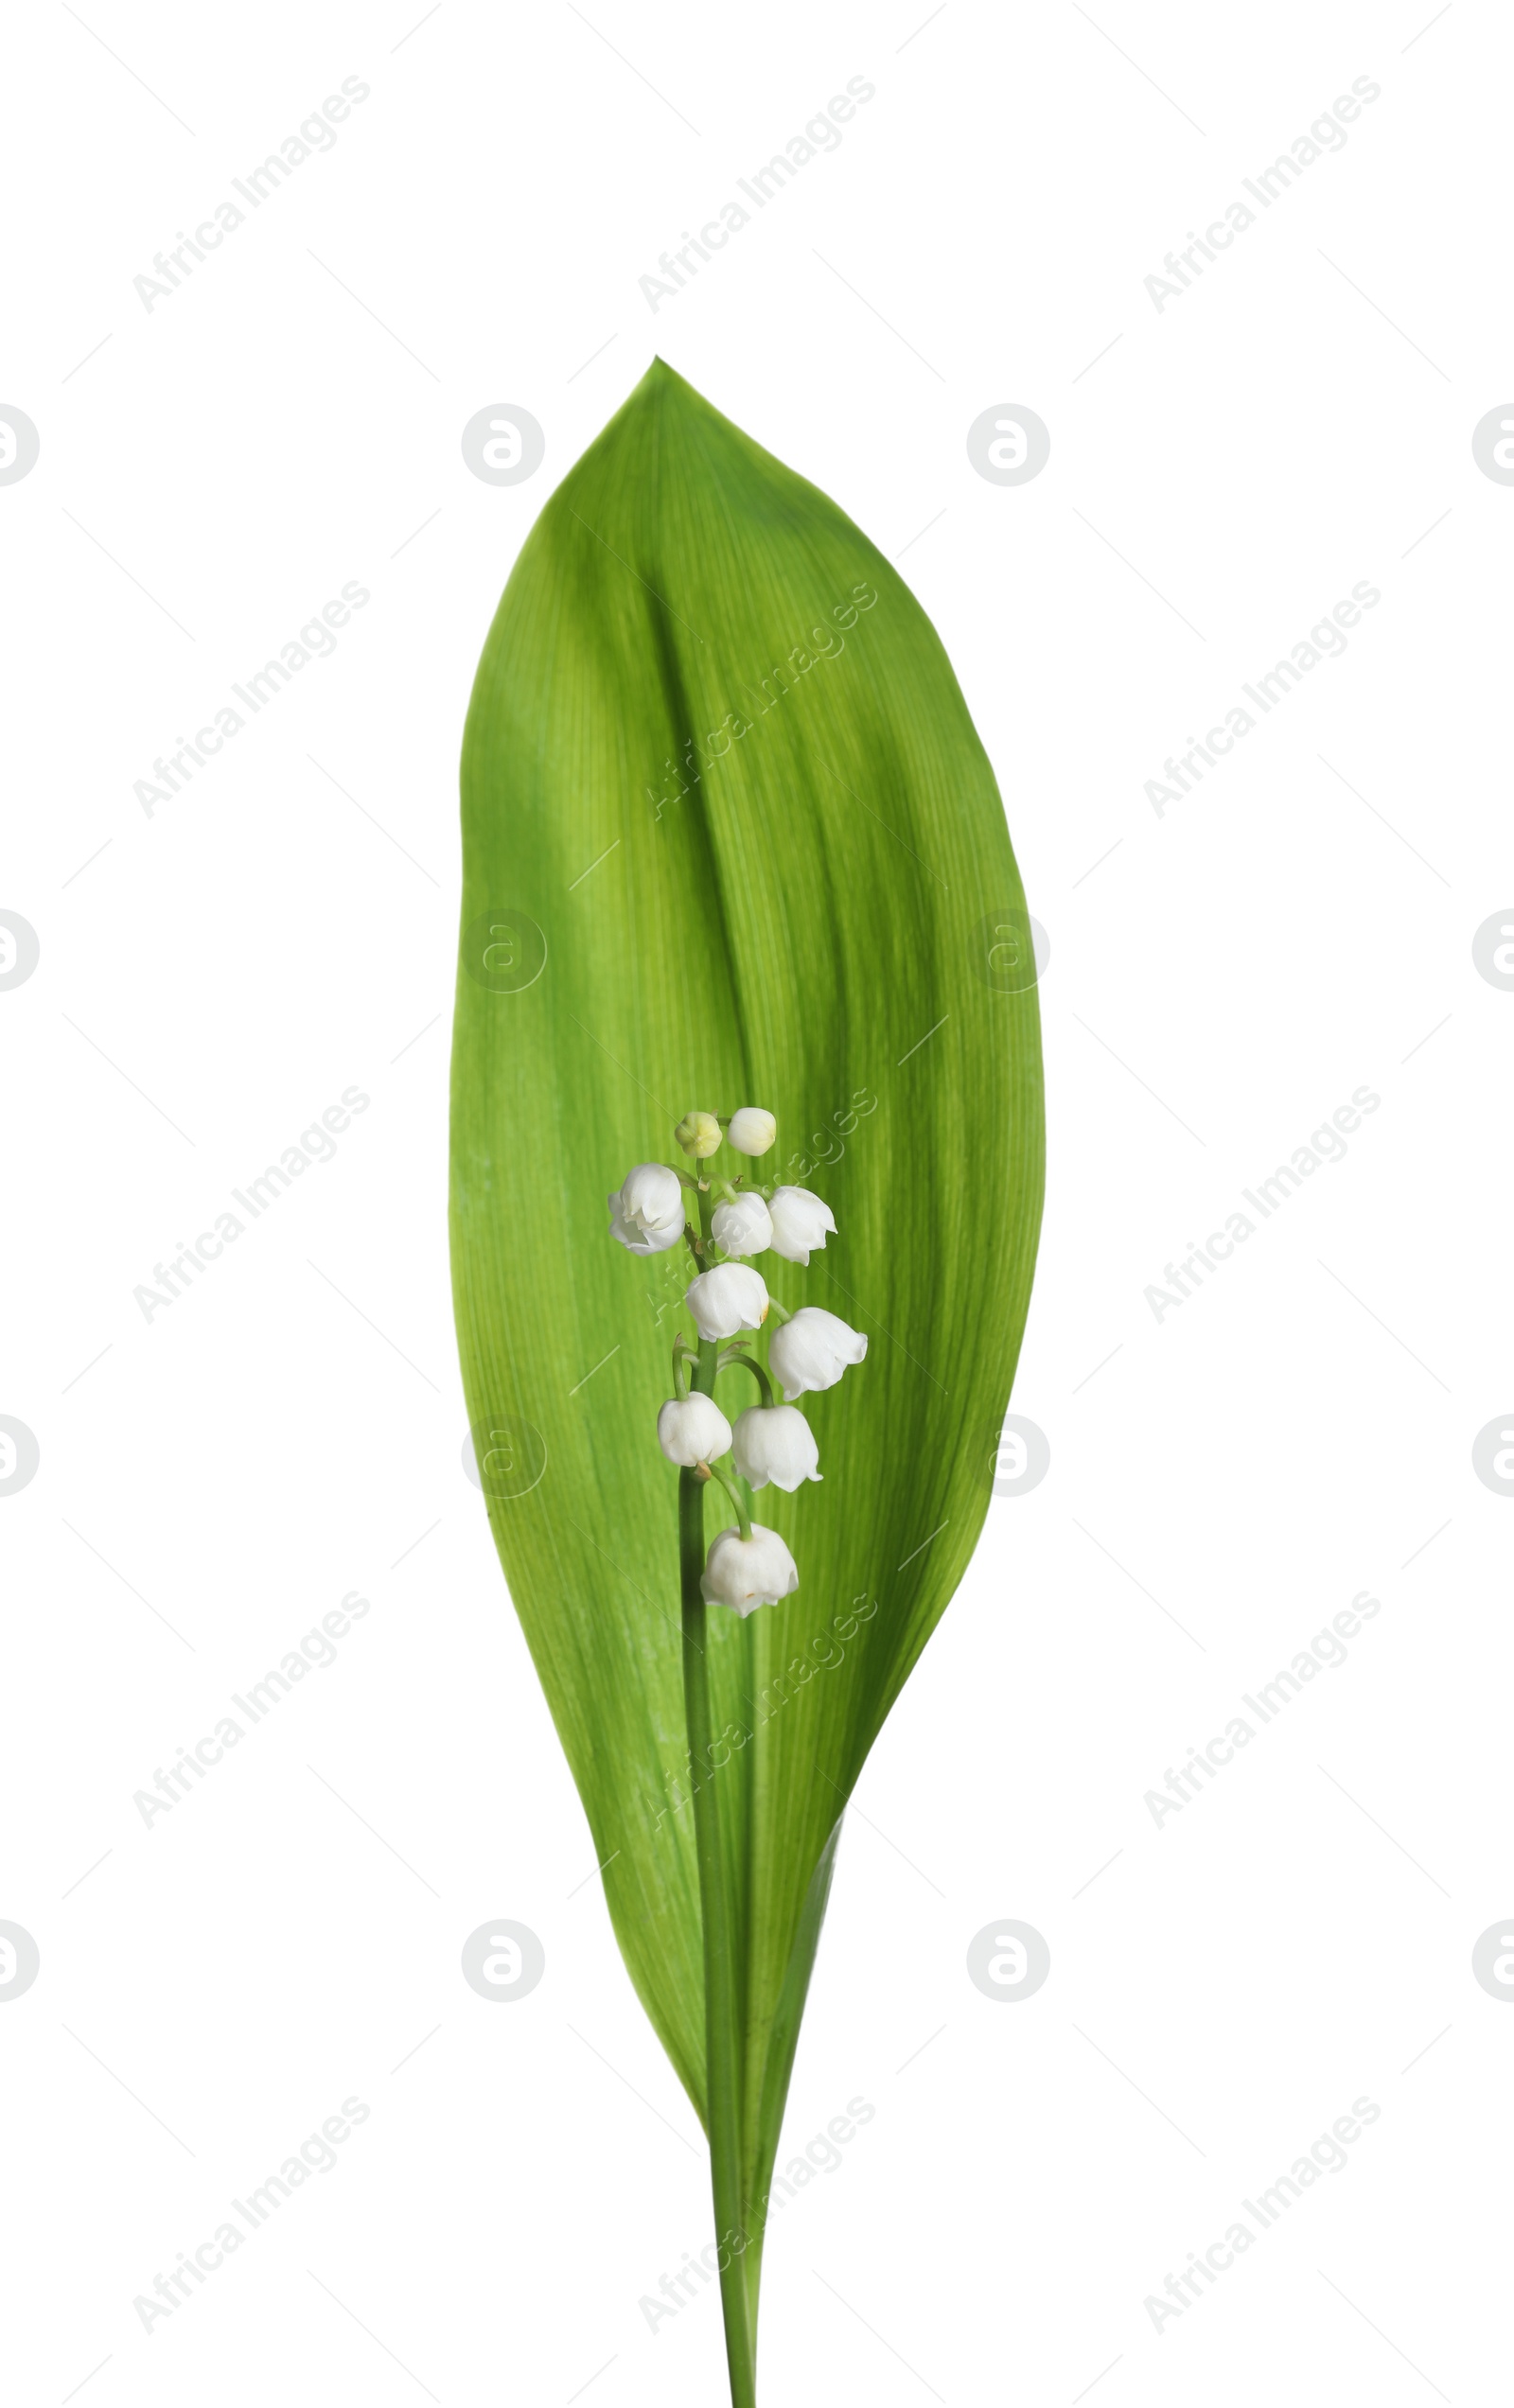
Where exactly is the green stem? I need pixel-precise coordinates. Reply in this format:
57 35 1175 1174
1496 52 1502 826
708 1457 754 1540
717 1348 775 1410
681 1169 757 2408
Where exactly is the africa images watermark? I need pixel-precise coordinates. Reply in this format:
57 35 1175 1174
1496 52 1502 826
1143 2095 1382 2335
650 1595 878 1834
132 78 371 310
639 76 875 311
132 1589 373 1829
132 1086 370 1321
639 2096 875 2333
1142 1587 1382 1830
638 1087 879 1339
132 583 372 818
133 2095 371 2334
1143 76 1382 313
1142 582 1381 818
1144 1084 1381 1322
646 581 879 822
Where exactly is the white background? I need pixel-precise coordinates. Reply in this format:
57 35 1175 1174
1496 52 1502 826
4 2 1510 2401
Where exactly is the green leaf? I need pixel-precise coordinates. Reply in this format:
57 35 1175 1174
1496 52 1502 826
450 358 1043 2357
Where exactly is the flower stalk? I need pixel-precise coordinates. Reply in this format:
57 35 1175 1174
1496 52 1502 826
606 1104 867 2403
680 1175 757 2405
718 1347 776 1408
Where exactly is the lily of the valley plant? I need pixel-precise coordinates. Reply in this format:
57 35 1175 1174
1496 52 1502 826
451 360 1044 2408
608 1104 866 2383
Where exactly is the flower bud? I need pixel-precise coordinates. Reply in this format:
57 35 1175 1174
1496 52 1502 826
675 1110 722 1157
727 1108 777 1156
701 1523 800 1615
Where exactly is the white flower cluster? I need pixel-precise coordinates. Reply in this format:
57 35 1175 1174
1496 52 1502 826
607 1105 867 1616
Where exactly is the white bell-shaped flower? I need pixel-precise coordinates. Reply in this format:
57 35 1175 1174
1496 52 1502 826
766 1186 836 1266
731 1405 820 1492
768 1305 868 1398
607 1163 685 1256
701 1523 800 1615
711 1191 773 1257
727 1108 777 1156
685 1262 768 1341
657 1394 732 1468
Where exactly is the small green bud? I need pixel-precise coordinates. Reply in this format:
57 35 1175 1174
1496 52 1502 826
675 1110 722 1158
